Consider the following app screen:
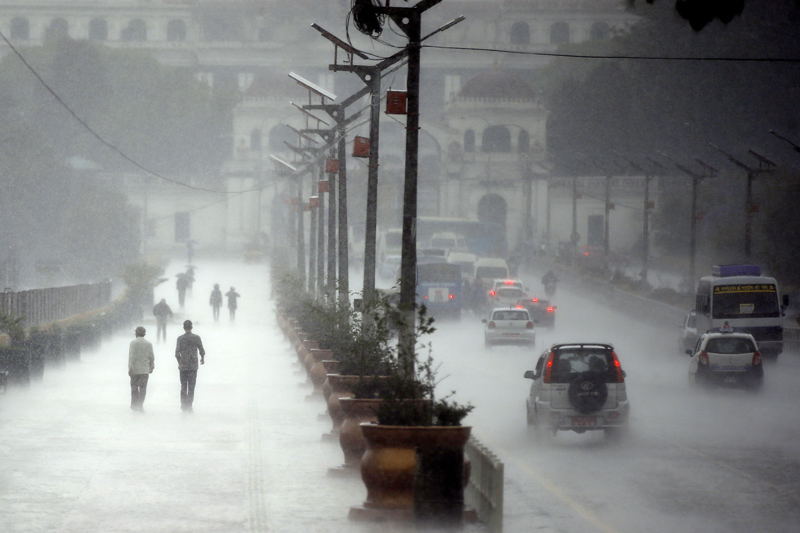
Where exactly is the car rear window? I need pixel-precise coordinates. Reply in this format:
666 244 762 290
550 348 614 383
492 310 529 321
705 337 756 354
496 287 523 298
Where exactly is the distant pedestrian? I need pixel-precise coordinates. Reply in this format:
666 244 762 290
226 286 241 321
176 276 189 307
152 298 173 343
210 283 223 322
175 320 205 413
128 326 154 412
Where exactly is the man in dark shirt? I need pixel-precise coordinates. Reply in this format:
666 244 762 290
175 320 206 413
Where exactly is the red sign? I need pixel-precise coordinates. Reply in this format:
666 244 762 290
353 136 370 158
318 180 329 193
386 91 407 115
325 159 339 173
309 196 319 208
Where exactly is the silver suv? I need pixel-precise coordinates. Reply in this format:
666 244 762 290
524 343 630 438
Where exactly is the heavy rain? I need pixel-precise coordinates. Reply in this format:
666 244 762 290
1 1 800 532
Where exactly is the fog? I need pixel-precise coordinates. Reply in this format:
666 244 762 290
1 0 800 531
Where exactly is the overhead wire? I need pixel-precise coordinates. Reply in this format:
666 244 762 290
0 29 235 194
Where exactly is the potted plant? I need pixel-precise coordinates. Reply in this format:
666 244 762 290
350 301 474 526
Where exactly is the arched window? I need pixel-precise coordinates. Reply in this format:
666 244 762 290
250 129 262 152
464 129 475 153
550 22 570 45
10 17 29 40
518 130 530 153
122 19 147 42
45 18 69 41
590 22 610 41
167 20 186 41
510 22 530 45
89 18 108 41
482 126 511 153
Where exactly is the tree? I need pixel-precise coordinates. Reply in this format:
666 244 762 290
629 0 746 31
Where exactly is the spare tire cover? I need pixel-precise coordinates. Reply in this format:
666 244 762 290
568 372 608 414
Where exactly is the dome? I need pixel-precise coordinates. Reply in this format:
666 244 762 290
459 70 536 100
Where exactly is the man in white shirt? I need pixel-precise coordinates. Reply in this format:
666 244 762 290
128 326 155 412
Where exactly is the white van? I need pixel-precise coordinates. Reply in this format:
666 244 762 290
377 228 403 263
447 251 478 282
473 258 509 282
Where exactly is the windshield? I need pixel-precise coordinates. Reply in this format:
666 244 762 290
476 266 507 279
705 337 756 354
712 284 779 319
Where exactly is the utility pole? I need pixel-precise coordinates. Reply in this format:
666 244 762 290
668 156 717 286
620 155 664 284
710 144 776 262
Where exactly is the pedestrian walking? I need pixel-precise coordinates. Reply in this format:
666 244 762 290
175 320 205 413
176 275 189 307
225 286 241 321
128 326 154 412
152 298 173 343
210 283 223 322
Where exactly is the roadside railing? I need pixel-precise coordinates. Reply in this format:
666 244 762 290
465 434 504 532
0 282 112 328
785 326 800 353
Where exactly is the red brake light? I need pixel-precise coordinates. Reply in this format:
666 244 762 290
752 351 762 366
611 351 624 383
526 321 534 329
547 307 554 313
584 251 589 256
699 350 709 365
487 321 496 329
490 290 496 296
532 298 538 303
543 353 554 383
504 280 514 285
449 294 454 299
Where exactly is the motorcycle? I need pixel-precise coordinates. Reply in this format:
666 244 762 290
544 280 557 298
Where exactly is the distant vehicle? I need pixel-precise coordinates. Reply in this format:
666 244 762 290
378 255 401 282
416 216 506 257
694 264 788 360
524 343 629 438
377 228 403 263
486 279 527 311
416 261 462 319
447 251 478 283
686 330 763 390
482 307 536 348
428 232 468 254
473 258 509 283
518 297 556 327
678 310 698 353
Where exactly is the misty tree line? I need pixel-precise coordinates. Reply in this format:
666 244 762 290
537 0 800 285
0 38 235 286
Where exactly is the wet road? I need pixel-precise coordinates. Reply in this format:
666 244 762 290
425 266 800 532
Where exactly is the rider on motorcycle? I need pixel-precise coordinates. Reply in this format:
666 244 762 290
541 270 558 296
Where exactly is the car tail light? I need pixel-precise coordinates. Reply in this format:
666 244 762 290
490 290 496 296
487 321 496 329
543 353 555 383
752 351 762 366
449 294 454 299
698 350 709 365
608 411 620 420
531 298 538 303
547 307 554 313
584 251 589 256
526 321 534 329
611 351 625 383
504 280 514 285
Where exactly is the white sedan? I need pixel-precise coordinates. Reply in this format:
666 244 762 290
483 307 536 348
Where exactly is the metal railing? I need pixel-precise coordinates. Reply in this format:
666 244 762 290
785 326 800 353
0 282 112 328
465 434 504 532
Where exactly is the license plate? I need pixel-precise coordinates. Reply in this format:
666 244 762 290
571 416 597 427
724 375 739 384
502 333 520 337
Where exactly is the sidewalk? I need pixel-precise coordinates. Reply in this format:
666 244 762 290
0 259 482 532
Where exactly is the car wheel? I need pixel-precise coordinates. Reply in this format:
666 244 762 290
567 372 609 415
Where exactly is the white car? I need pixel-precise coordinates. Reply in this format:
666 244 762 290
686 330 763 390
483 307 536 348
524 343 630 438
678 310 698 354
